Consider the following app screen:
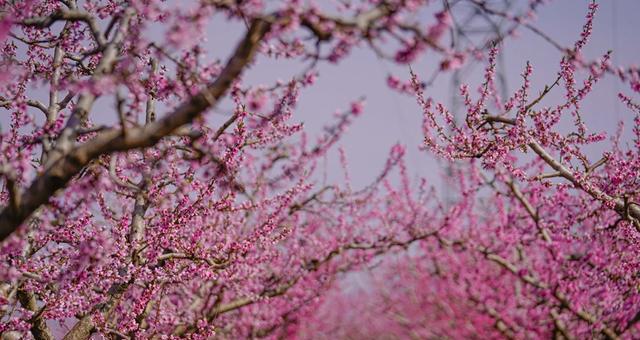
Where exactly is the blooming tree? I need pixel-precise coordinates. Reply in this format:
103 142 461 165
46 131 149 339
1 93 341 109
300 2 640 339
0 0 638 339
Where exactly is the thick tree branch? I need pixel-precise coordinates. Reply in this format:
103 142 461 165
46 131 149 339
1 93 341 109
17 290 54 340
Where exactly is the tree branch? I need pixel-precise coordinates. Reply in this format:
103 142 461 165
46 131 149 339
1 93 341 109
0 18 272 241
17 290 54 340
20 9 107 46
